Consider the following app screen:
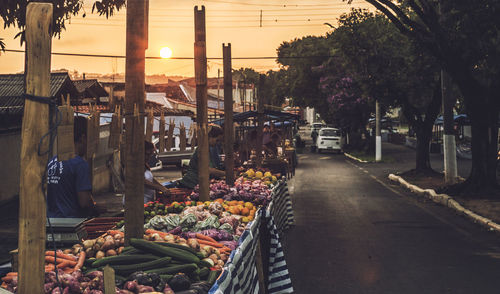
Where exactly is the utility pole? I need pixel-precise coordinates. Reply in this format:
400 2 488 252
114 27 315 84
439 1 457 184
18 3 52 293
375 100 382 162
124 0 147 243
442 71 457 183
223 43 235 186
260 10 263 27
195 6 209 201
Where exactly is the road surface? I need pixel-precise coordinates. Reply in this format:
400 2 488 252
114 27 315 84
283 150 500 294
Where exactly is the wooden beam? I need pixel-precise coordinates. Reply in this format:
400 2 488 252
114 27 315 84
223 43 235 186
57 95 75 161
194 6 209 201
179 122 187 151
145 107 154 142
103 265 116 294
166 119 175 151
18 3 52 293
124 0 146 244
159 110 165 152
256 74 265 168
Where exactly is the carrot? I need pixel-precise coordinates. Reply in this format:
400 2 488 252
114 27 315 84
145 229 169 238
56 260 76 269
45 251 77 262
6 272 17 277
74 251 86 271
107 230 124 236
45 264 56 272
1 276 15 283
63 268 74 274
196 239 223 248
195 233 218 244
1 282 7 288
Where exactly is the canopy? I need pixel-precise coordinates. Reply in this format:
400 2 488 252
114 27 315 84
210 110 299 126
434 114 470 125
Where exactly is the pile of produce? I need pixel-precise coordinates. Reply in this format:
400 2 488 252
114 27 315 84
189 179 272 206
66 230 125 259
238 168 279 186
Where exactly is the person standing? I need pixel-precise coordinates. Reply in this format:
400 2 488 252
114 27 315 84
47 116 97 218
144 141 170 203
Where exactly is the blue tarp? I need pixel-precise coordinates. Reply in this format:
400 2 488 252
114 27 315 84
434 114 470 125
211 110 299 126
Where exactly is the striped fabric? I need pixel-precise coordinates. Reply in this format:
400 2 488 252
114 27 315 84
209 212 262 294
270 180 295 233
209 179 295 294
265 208 294 293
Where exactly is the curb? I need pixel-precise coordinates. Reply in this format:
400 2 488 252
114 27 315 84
344 152 369 163
388 174 500 233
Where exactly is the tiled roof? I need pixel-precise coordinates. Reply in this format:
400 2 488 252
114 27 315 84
73 79 109 98
0 72 78 114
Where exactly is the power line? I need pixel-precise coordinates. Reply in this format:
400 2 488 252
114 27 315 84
200 0 360 7
3 49 332 60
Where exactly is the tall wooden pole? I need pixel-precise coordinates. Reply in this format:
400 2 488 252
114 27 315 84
195 6 209 201
223 43 235 185
256 74 265 168
124 0 147 244
18 3 52 293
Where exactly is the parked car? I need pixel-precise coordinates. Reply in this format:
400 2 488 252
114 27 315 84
316 127 343 153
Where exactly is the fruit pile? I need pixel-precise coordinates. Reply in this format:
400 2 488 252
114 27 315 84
240 168 279 187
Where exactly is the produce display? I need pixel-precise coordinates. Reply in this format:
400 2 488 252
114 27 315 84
1 172 283 294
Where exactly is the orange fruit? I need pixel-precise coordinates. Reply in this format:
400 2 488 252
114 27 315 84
241 207 250 216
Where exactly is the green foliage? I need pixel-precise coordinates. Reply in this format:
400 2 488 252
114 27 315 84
0 0 125 44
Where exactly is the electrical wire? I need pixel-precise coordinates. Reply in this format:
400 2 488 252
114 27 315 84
3 49 334 60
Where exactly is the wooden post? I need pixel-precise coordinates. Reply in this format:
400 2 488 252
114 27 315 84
145 107 154 142
223 43 235 185
194 6 209 201
124 0 146 244
57 95 75 161
18 3 52 293
256 74 265 168
166 119 175 151
159 110 165 152
108 105 121 150
180 122 187 151
103 265 116 294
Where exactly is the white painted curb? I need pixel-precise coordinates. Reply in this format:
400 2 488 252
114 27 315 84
344 153 369 163
388 174 499 233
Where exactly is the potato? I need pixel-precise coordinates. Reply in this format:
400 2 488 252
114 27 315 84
106 249 117 257
95 250 106 259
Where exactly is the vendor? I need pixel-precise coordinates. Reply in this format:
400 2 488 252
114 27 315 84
263 133 281 157
144 141 170 203
47 116 97 218
178 125 226 189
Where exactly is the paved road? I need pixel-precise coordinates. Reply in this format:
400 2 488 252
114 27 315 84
283 150 500 294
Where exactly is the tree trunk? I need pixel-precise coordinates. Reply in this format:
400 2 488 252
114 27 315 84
467 106 499 190
414 127 432 171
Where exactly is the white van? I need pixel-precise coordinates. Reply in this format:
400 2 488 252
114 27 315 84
316 128 343 153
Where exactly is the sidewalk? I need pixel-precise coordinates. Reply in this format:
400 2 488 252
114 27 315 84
347 141 500 227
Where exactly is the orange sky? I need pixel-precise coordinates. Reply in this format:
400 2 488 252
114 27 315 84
0 0 372 77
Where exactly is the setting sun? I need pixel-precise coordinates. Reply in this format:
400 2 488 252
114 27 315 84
160 47 173 59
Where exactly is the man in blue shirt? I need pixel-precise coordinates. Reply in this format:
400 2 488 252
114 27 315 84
47 116 97 218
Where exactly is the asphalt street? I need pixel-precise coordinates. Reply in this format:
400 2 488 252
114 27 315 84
283 150 500 294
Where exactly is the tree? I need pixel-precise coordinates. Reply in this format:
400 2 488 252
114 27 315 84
276 36 331 121
1 0 125 44
320 9 442 171
361 0 499 193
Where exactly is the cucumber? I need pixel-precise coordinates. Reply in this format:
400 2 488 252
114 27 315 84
144 263 198 275
199 267 210 279
207 270 221 285
112 257 172 275
195 252 206 260
84 258 96 267
155 241 198 255
197 260 213 269
130 238 200 264
121 248 145 255
91 254 158 268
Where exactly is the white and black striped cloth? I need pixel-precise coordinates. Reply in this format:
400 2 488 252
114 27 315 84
209 211 262 294
270 180 295 233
